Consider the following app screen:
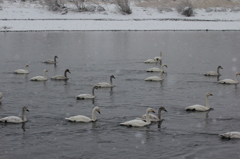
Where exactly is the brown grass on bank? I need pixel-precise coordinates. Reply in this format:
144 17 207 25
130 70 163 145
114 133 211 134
135 0 240 9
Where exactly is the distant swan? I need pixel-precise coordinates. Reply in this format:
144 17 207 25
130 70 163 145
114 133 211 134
185 93 213 111
44 55 58 64
51 69 71 80
219 132 240 139
204 66 223 76
147 64 167 73
0 106 29 123
218 72 240 84
14 64 29 74
154 51 163 64
95 75 115 88
65 106 101 122
0 92 2 101
30 69 48 81
76 85 98 100
144 58 159 63
120 108 155 127
145 70 164 81
140 107 167 122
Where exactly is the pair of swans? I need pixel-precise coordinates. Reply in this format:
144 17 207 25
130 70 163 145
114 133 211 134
0 106 29 123
144 51 163 64
30 69 48 81
51 69 71 80
120 108 155 127
14 64 29 74
185 93 213 111
65 106 100 122
146 64 167 73
138 107 167 122
218 72 240 84
204 66 223 76
44 55 58 64
95 75 115 88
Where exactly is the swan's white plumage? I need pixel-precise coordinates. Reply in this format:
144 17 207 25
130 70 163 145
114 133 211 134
185 93 213 112
51 69 71 80
218 73 240 84
96 75 115 88
154 51 163 62
219 132 240 139
44 55 58 64
144 59 158 63
0 106 29 123
14 64 29 74
76 86 98 100
145 71 163 81
65 106 100 122
205 66 223 76
147 64 167 72
140 107 167 122
120 108 155 127
30 69 48 81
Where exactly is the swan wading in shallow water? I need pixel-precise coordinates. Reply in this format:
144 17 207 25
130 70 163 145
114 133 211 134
14 64 29 74
154 51 163 64
0 106 29 123
120 108 155 127
185 93 213 112
204 66 223 76
144 58 159 63
44 55 58 64
51 69 71 80
30 69 48 81
95 75 115 88
65 106 101 122
145 70 164 81
140 107 167 122
76 85 98 100
218 72 240 84
219 132 240 139
147 64 167 73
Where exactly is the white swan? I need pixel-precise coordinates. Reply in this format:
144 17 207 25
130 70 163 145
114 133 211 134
51 69 71 80
30 69 48 81
44 55 58 64
204 66 223 76
95 75 115 88
154 51 163 63
219 132 240 139
14 64 29 74
145 70 164 81
76 85 98 100
144 58 159 63
120 108 155 127
146 64 167 72
0 92 2 101
185 93 213 111
65 106 101 122
0 106 29 123
140 107 167 122
218 72 240 84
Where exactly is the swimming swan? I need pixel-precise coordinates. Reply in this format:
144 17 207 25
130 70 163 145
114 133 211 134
185 93 213 111
0 106 29 123
218 72 240 84
95 75 115 88
120 108 155 127
146 64 167 73
65 106 101 122
14 64 29 74
76 85 98 100
44 55 58 64
144 58 159 63
204 66 223 76
219 132 240 139
140 107 167 122
154 51 163 63
30 69 48 81
51 69 71 80
145 70 164 81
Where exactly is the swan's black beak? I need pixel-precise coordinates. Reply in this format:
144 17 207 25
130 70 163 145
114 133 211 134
151 110 155 113
164 109 167 112
97 110 101 114
26 109 29 112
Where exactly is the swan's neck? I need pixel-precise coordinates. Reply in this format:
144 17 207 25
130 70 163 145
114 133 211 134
43 71 47 78
92 108 96 121
159 71 163 80
234 74 239 82
158 110 162 121
25 66 28 70
205 95 210 108
64 70 67 77
22 109 26 122
92 87 95 96
54 57 57 62
146 110 151 124
110 77 113 85
217 67 220 74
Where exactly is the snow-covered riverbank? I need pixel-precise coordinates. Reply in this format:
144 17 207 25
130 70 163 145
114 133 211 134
1 0 240 31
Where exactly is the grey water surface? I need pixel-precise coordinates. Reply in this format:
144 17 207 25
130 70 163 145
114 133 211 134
0 31 240 159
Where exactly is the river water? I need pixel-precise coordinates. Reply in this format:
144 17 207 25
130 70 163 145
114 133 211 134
0 31 240 159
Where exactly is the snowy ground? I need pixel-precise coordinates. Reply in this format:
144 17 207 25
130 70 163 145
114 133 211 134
1 0 240 31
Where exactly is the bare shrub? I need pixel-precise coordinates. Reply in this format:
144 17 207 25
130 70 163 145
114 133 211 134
177 0 194 17
115 0 132 15
72 0 86 12
43 0 66 11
